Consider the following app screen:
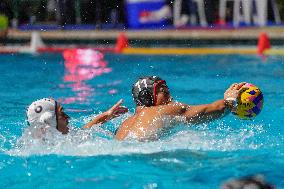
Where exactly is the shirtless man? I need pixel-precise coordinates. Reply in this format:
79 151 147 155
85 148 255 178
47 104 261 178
26 98 128 136
115 76 244 141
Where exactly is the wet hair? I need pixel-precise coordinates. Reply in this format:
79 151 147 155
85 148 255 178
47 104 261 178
132 76 167 107
221 175 274 189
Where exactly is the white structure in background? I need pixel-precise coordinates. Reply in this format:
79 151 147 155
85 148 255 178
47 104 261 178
219 0 281 27
173 0 207 27
17 31 45 54
19 32 45 54
30 32 45 53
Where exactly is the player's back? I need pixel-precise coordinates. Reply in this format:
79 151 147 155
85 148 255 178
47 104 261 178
115 106 171 141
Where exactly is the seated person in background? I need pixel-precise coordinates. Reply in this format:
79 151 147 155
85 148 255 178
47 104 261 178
26 98 128 138
115 76 244 141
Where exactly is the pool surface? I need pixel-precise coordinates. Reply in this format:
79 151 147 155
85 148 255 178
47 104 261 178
0 53 283 188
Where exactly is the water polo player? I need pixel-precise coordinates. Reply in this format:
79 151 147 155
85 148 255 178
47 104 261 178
26 98 128 137
115 76 245 141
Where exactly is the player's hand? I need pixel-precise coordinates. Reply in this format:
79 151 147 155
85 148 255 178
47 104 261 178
224 82 247 111
106 99 128 119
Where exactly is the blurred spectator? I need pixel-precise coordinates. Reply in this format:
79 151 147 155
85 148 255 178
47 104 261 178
80 0 102 26
36 0 48 23
80 0 125 28
277 0 284 20
0 0 13 22
56 0 76 26
204 0 216 24
47 0 58 22
8 0 45 26
185 0 216 26
220 175 274 189
0 0 283 28
18 1 36 24
103 0 126 27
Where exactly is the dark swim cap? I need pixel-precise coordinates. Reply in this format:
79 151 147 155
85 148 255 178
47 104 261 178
132 76 166 107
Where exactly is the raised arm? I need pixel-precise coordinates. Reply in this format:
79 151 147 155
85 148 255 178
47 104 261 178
83 99 128 129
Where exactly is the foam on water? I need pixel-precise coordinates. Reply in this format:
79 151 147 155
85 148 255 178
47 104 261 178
2 114 274 157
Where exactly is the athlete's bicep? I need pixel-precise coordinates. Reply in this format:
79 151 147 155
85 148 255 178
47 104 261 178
159 102 190 116
159 103 206 124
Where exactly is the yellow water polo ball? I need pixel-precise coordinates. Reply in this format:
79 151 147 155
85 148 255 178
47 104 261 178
233 83 264 119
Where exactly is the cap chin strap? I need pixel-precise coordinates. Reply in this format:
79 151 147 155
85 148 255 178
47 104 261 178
153 80 166 106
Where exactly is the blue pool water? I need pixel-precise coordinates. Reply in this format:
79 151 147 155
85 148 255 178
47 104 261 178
0 53 284 188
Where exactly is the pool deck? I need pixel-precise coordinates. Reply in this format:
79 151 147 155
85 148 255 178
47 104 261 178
1 27 284 55
5 27 284 40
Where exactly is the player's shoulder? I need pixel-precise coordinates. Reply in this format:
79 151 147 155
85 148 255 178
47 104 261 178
122 115 136 126
156 101 189 115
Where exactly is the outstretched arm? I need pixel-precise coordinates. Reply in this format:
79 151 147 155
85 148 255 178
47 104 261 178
182 83 246 124
182 99 227 124
83 99 128 129
159 83 245 124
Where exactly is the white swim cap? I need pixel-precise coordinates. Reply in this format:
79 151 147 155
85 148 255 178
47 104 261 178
26 98 57 129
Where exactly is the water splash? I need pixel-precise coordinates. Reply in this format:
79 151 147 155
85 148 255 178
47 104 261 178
2 114 275 157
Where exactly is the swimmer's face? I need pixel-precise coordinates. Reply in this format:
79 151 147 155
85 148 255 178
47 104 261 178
56 104 70 134
155 83 172 105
